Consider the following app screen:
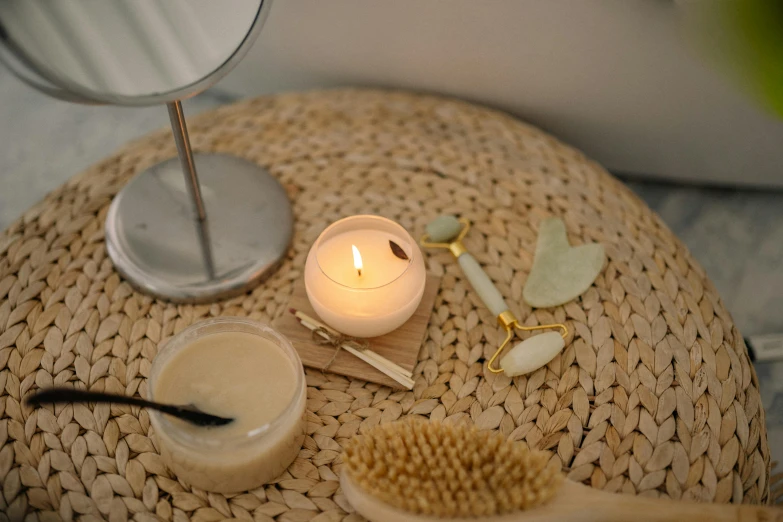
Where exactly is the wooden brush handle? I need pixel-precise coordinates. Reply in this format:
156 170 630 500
598 493 782 522
560 481 783 522
341 471 782 522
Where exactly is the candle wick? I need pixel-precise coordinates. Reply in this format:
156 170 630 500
357 268 362 277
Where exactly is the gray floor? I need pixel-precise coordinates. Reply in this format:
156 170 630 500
0 73 780 474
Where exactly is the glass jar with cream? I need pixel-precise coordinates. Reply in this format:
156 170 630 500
149 318 306 493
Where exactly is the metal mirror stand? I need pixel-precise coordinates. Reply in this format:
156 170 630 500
103 99 293 304
168 101 215 279
0 1 293 304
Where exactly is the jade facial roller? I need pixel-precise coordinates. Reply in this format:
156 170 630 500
421 216 568 377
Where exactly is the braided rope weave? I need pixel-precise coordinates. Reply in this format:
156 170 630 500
0 90 773 521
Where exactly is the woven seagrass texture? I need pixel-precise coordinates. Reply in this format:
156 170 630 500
0 89 774 521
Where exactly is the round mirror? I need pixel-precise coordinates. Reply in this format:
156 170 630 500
0 0 293 304
0 0 269 105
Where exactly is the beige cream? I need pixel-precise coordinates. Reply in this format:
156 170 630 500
149 319 306 493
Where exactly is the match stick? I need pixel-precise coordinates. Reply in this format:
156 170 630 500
290 309 415 389
290 309 413 379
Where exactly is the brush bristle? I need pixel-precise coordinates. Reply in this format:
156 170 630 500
343 419 562 518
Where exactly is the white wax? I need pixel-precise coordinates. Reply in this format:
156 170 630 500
316 230 411 289
305 216 426 338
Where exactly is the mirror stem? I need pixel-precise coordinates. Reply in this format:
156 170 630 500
168 101 207 221
167 100 216 278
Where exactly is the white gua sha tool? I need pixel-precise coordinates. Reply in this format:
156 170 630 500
421 216 568 377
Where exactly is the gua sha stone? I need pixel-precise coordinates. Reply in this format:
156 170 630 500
523 218 605 308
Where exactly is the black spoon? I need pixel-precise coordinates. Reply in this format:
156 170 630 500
26 388 234 427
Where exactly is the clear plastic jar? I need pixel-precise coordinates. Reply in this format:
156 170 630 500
149 318 306 493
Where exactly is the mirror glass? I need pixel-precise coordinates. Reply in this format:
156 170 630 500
0 0 264 102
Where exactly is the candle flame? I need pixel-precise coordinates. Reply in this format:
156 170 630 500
352 245 363 276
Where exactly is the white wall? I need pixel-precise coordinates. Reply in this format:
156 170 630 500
220 0 783 188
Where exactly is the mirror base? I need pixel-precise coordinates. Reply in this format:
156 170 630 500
105 153 293 304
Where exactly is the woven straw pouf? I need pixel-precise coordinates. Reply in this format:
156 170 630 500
0 89 773 521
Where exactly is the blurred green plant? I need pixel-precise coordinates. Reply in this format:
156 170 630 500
696 0 783 118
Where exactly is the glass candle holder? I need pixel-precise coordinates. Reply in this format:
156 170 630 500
304 215 426 338
149 317 306 493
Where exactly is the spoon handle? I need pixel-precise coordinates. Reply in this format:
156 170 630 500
28 387 178 414
25 387 232 426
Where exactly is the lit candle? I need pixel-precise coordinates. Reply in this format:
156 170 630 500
352 245 363 277
304 215 426 338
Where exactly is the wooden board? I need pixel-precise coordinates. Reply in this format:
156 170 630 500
274 274 441 389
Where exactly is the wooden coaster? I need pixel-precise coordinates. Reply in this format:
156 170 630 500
274 274 441 388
